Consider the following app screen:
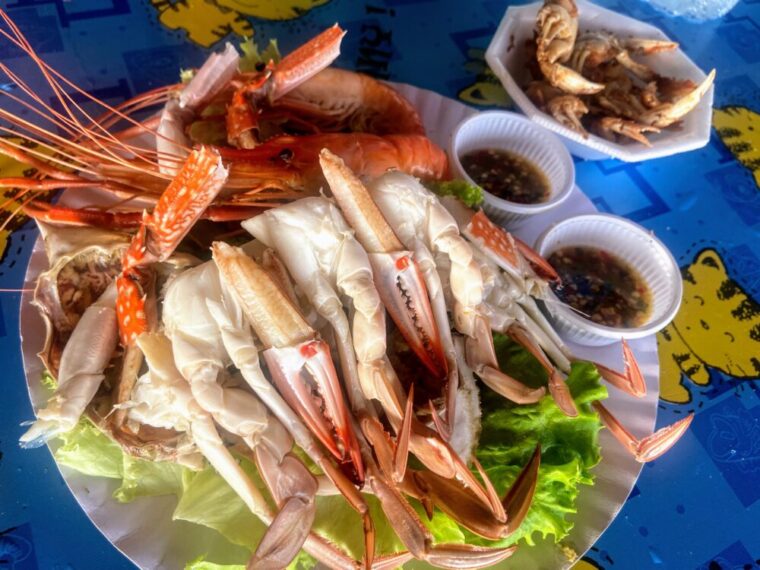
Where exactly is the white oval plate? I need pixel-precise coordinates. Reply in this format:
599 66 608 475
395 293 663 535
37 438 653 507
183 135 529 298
21 83 659 569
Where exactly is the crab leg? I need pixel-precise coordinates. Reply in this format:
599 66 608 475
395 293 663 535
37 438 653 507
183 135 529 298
20 283 118 447
133 332 365 570
594 404 694 462
535 0 605 95
322 151 448 382
212 242 363 477
364 459 517 569
210 271 394 570
413 444 541 541
322 151 457 434
364 171 551 412
591 339 648 398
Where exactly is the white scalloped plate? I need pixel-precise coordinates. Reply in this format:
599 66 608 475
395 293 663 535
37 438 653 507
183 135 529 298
21 83 659 569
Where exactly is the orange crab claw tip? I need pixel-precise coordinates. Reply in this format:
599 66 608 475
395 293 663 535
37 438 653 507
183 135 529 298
503 443 541 534
393 385 414 483
622 339 647 398
635 413 694 463
514 235 561 282
548 371 578 417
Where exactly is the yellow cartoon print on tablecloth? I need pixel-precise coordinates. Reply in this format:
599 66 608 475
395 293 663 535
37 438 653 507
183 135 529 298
714 106 760 187
457 47 511 108
149 0 330 47
658 248 760 404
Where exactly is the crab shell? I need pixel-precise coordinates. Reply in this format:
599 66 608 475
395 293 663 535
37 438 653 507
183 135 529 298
33 221 130 377
32 220 201 463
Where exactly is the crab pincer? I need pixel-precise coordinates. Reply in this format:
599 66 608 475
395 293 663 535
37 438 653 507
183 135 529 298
320 150 450 387
226 24 346 148
212 241 364 481
211 241 384 568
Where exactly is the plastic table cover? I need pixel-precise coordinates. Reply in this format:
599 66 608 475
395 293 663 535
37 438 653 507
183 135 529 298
0 1 758 569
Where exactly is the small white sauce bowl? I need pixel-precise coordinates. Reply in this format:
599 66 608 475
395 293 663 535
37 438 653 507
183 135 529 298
450 111 575 229
534 214 682 346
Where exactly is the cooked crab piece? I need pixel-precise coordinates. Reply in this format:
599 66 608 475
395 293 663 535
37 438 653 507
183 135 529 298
535 0 604 94
129 332 357 570
210 241 379 566
591 116 660 146
413 444 541 541
320 150 455 423
639 69 715 128
548 94 590 135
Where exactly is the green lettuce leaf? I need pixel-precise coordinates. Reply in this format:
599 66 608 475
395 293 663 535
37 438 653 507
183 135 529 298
41 370 57 390
173 456 269 550
54 419 123 479
238 38 281 73
472 334 607 546
428 180 484 207
114 454 186 503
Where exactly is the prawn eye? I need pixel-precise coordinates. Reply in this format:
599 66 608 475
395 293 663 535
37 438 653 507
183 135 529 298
255 61 267 72
278 148 294 162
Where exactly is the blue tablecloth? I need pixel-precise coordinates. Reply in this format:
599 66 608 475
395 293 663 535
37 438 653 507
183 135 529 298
1 1 759 568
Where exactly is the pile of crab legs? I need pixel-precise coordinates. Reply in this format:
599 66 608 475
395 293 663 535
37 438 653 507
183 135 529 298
1 12 693 570
525 0 716 146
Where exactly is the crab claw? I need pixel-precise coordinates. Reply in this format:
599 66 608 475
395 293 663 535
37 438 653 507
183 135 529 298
540 62 605 95
592 339 647 398
623 38 678 55
367 251 447 379
468 316 546 405
592 117 660 147
368 464 517 569
640 69 715 128
212 241 365 483
594 403 694 462
321 149 448 380
249 446 319 570
265 340 364 483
